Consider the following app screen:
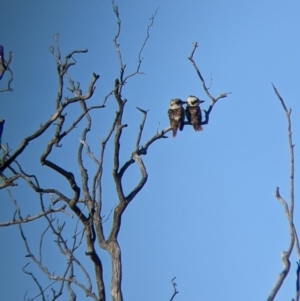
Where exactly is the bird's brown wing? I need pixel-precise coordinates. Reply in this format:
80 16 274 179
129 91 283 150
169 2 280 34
187 106 202 131
168 108 183 137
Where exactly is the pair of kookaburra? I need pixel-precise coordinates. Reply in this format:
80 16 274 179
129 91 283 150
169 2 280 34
168 95 205 137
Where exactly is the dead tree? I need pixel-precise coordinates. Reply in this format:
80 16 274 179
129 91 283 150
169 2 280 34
0 3 230 301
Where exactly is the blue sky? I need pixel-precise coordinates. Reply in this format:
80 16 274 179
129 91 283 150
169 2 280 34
0 0 300 300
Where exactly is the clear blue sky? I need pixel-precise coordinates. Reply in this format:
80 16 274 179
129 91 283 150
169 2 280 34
0 0 300 300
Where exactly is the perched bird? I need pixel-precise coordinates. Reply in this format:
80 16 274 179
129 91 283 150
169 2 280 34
0 45 5 80
0 119 4 146
168 98 185 137
185 95 205 131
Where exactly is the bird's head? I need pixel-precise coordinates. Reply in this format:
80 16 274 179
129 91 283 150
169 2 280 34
169 98 185 109
186 95 205 106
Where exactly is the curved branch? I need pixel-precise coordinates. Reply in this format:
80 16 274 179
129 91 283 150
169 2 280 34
125 152 148 203
118 125 170 179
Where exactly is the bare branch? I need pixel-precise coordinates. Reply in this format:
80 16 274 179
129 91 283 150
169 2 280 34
0 173 21 188
111 1 158 97
135 107 149 150
272 83 288 113
59 104 105 141
20 214 99 301
169 277 179 301
122 8 159 83
118 124 170 179
112 0 125 77
0 72 99 172
112 82 127 205
22 264 48 301
267 84 296 301
188 42 214 102
188 42 232 125
77 99 92 202
44 210 102 299
90 111 121 249
80 139 100 165
125 152 148 203
0 205 67 227
92 110 119 202
137 8 159 66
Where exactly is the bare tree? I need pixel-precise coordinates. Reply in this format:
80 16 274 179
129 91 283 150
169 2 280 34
2 1 300 300
0 3 231 301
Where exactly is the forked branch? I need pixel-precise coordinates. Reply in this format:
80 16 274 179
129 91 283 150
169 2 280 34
169 277 179 301
188 42 232 125
111 0 158 94
0 72 99 173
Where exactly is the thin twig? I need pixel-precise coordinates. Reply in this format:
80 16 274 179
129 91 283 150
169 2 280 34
169 277 179 301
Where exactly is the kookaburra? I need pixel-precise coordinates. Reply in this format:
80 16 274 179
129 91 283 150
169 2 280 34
185 95 205 131
168 98 185 137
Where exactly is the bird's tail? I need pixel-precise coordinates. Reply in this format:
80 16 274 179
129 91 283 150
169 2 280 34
172 128 178 138
193 124 203 131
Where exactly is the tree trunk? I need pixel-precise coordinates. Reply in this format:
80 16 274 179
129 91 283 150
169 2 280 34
109 241 123 301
